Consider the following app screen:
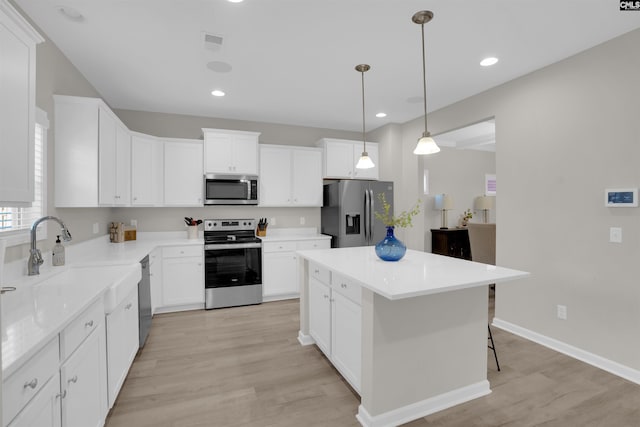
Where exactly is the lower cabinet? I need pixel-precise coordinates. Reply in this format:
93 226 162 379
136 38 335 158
60 322 107 427
149 248 162 314
308 263 362 392
7 373 61 427
262 238 330 301
105 288 139 408
160 245 204 310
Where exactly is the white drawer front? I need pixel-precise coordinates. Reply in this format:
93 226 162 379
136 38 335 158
163 245 202 258
3 337 59 424
263 241 296 253
309 261 330 285
296 239 330 250
332 273 362 306
61 299 104 360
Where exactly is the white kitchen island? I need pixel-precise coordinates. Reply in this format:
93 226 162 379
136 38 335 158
297 246 529 427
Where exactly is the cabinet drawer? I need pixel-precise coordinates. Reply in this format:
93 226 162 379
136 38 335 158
60 299 104 360
3 336 59 424
332 273 361 305
263 241 296 253
163 245 202 258
297 239 330 251
309 262 330 285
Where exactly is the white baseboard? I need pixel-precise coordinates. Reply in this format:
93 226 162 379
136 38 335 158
297 330 315 346
492 317 640 385
355 380 490 427
263 293 299 303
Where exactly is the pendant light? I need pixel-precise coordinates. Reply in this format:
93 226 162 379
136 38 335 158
412 10 440 155
355 64 375 169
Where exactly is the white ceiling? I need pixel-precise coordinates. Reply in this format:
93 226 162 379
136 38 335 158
14 0 640 133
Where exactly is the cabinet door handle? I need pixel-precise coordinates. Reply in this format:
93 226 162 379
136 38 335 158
341 283 347 289
85 320 94 328
23 378 38 389
324 294 329 299
68 375 78 385
125 303 133 310
57 390 67 399
314 269 319 274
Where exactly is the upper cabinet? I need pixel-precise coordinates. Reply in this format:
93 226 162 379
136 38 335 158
164 138 203 206
131 132 164 206
259 145 322 207
0 2 43 205
203 128 260 175
54 95 131 207
317 138 379 180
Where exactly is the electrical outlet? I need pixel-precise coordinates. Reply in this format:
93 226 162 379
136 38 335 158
300 216 306 225
557 304 567 320
270 217 276 226
131 219 137 228
93 222 99 234
609 227 622 243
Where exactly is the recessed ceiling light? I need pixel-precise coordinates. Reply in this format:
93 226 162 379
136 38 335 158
480 57 499 67
211 90 226 97
57 5 84 22
376 112 387 118
228 0 244 3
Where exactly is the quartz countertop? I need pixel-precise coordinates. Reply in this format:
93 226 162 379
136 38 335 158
1 232 203 378
297 246 529 300
258 227 330 243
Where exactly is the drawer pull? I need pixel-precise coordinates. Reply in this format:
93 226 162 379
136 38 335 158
125 303 133 310
314 269 319 274
85 320 94 328
23 378 38 390
341 283 347 288
68 375 78 385
324 294 329 299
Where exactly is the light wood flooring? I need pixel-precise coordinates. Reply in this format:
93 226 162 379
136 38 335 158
106 297 640 427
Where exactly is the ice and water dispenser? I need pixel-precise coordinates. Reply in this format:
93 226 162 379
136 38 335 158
345 213 360 235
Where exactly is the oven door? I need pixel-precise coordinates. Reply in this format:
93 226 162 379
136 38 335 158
204 242 262 288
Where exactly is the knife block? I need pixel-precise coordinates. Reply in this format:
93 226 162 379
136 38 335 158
256 228 267 237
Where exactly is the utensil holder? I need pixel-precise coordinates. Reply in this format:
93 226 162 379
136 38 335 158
187 226 198 239
256 228 266 237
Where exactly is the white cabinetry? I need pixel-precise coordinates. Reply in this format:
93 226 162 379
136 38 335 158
131 132 164 206
317 138 379 180
0 2 43 205
163 139 203 206
307 263 361 392
54 95 131 207
160 245 204 311
98 109 130 206
259 145 322 207
105 288 139 408
149 248 163 314
203 128 260 175
262 238 329 301
7 373 61 427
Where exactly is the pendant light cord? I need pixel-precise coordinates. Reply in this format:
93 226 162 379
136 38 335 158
421 22 428 137
361 69 366 152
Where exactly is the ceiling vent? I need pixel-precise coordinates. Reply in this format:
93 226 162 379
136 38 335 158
203 32 224 52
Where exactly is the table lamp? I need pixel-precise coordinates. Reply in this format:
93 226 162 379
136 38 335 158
475 195 494 223
434 194 454 229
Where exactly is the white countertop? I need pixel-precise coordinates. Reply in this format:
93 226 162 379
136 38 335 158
1 232 203 378
258 227 330 243
297 247 529 300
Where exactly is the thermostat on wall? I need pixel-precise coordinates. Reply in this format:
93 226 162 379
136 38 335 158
605 188 638 207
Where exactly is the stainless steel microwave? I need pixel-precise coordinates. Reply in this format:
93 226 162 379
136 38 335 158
204 174 258 205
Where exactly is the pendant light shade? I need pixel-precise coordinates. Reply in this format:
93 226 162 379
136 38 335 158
412 10 440 155
355 64 375 169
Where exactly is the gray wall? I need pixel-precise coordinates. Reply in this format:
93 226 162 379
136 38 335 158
421 28 640 370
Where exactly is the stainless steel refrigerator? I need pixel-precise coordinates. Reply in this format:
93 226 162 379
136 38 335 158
321 180 393 248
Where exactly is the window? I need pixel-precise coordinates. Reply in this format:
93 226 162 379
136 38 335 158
0 108 48 246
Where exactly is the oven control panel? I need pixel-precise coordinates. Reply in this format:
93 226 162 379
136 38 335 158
204 219 256 231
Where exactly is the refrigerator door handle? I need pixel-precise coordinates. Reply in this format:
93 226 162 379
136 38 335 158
369 189 374 244
364 190 369 242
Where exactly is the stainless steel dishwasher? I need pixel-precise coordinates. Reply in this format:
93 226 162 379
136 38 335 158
138 255 152 347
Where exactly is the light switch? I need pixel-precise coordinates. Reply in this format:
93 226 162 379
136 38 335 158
609 227 622 243
93 222 99 234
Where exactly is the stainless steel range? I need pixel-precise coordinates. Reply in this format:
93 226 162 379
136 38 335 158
204 219 262 309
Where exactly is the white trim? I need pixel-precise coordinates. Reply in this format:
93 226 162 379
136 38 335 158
0 0 44 44
355 380 490 427
492 318 640 385
297 330 315 346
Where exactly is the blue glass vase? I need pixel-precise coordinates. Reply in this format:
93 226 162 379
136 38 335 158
375 226 407 261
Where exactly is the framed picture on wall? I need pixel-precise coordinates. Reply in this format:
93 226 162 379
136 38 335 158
485 174 496 195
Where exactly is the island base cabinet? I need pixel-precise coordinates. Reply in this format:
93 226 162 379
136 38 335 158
61 323 107 427
308 278 331 355
7 374 61 427
331 292 361 391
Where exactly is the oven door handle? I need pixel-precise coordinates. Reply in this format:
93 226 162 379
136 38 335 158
205 243 262 250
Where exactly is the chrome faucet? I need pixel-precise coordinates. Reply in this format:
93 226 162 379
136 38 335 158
28 216 72 275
